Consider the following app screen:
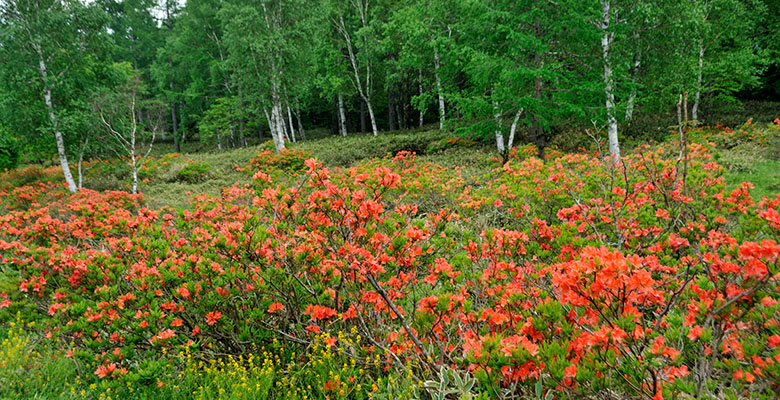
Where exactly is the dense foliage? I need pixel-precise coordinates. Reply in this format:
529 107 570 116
1 121 778 399
0 0 777 188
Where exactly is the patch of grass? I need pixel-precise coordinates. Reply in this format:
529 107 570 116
724 158 780 200
0 319 80 400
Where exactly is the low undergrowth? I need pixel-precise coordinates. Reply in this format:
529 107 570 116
0 120 778 399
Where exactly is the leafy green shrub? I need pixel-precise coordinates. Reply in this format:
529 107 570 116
174 161 212 183
245 148 311 174
297 130 449 166
0 128 20 171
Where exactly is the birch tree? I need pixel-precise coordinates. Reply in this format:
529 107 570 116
687 0 766 124
454 0 591 160
94 68 155 194
330 0 386 136
598 0 620 162
385 0 453 131
222 0 318 152
0 0 109 192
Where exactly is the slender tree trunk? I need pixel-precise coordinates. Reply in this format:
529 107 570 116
164 5 180 154
625 40 641 121
171 95 180 153
692 40 704 123
131 147 138 194
338 94 348 136
388 88 396 131
271 99 287 150
237 72 247 147
278 104 290 142
264 107 274 139
508 109 523 152
418 68 424 127
265 103 285 153
433 48 445 130
338 15 377 136
262 3 285 152
229 122 236 148
239 118 247 147
493 100 505 154
286 103 296 143
77 137 87 189
366 101 378 136
130 95 138 194
397 97 405 130
360 99 367 133
35 41 76 193
295 104 306 140
600 0 620 163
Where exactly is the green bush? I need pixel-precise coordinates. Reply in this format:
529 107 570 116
0 128 20 171
296 130 449 166
174 161 212 183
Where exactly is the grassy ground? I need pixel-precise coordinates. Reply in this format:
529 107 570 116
136 127 488 209
124 125 780 209
723 158 780 199
0 121 777 400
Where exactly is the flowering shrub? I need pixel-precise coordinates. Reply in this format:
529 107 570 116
239 148 313 177
426 137 477 154
0 123 778 398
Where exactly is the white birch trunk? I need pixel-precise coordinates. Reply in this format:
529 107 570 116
418 68 424 127
129 91 139 194
600 0 620 163
261 3 286 153
78 151 84 189
434 48 445 130
286 103 296 143
338 93 348 136
131 147 138 194
264 107 276 141
625 47 641 121
692 40 704 123
338 15 378 136
508 109 523 152
295 104 306 140
272 100 287 150
366 100 378 136
493 100 505 154
36 41 77 193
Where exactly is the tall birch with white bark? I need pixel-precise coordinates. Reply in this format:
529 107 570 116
333 6 380 136
0 0 108 192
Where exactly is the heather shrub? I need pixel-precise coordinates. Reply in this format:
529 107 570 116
0 122 778 399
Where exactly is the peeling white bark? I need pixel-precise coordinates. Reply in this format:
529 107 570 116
286 103 296 143
338 93 348 136
625 44 641 121
418 68 424 128
493 100 505 154
434 48 445 130
338 15 377 136
600 0 620 163
36 39 77 192
692 40 704 123
508 109 523 152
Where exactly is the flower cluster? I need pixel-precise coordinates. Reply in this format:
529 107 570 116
0 123 778 399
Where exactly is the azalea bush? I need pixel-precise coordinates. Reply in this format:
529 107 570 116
0 122 778 399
